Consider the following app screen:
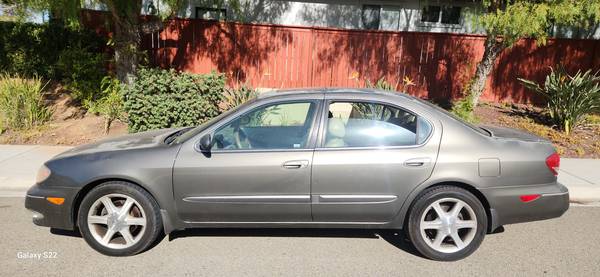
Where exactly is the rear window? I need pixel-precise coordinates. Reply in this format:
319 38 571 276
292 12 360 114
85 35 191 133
323 101 432 148
413 98 491 136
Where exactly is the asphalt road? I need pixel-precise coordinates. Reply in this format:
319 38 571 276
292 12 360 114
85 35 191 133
2 198 599 277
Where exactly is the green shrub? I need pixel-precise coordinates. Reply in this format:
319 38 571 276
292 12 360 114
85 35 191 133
0 22 106 105
56 46 106 104
519 66 600 135
451 96 477 123
222 83 258 111
124 68 226 133
0 21 105 80
88 76 125 134
0 74 52 130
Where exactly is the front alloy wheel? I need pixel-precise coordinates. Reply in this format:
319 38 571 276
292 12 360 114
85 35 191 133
78 181 163 256
87 194 147 249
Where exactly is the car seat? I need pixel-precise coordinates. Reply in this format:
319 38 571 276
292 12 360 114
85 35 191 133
325 118 347 147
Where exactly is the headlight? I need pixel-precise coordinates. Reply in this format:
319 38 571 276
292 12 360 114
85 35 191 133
36 165 51 184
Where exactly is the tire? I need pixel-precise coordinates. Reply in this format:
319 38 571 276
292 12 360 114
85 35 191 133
407 185 487 261
77 181 163 256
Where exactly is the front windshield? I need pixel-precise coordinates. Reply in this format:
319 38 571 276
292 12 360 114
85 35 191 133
173 97 258 143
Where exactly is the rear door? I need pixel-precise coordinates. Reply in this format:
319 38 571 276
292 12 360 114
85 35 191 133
311 97 440 222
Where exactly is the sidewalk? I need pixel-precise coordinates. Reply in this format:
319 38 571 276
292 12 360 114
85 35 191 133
0 145 599 204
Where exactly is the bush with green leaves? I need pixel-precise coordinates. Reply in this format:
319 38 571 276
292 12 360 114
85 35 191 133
88 76 125 134
124 68 226 133
0 21 105 79
0 74 52 131
56 46 106 104
451 97 477 123
0 21 107 104
519 66 600 135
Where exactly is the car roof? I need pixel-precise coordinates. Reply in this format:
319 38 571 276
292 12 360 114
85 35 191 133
256 87 415 101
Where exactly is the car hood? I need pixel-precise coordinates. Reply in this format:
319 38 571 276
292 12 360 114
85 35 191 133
55 128 180 158
479 125 550 143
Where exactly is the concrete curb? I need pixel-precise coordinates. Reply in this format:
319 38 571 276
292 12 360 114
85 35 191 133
567 185 600 205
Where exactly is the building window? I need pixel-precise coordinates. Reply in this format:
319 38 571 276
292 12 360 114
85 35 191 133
361 5 381 30
421 5 461 25
196 7 226 21
441 6 461 24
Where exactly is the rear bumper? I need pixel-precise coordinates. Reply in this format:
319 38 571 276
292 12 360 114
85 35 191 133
24 184 78 230
481 182 569 231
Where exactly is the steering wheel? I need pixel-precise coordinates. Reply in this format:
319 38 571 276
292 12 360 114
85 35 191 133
234 127 252 149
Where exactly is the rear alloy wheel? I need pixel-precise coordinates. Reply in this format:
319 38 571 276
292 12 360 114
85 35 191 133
407 186 487 261
78 181 163 256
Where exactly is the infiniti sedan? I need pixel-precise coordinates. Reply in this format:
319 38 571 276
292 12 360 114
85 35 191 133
25 88 568 261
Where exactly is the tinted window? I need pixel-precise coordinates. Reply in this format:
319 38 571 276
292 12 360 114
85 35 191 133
213 102 316 150
421 5 461 24
362 5 381 30
324 102 430 148
421 5 441 23
441 6 461 24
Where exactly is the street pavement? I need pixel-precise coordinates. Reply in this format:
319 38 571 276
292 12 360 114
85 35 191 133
1 197 599 276
1 144 599 203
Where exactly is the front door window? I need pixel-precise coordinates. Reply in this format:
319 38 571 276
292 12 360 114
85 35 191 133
213 101 317 150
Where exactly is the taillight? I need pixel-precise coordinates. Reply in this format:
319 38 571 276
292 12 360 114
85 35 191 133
520 194 541 203
546 152 560 176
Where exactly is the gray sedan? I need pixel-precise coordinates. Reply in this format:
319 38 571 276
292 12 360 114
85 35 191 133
25 88 568 261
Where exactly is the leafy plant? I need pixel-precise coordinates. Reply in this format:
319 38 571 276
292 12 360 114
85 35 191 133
366 77 396 91
451 78 477 123
222 84 258 111
519 66 600 135
88 76 125 134
451 97 477 123
0 74 52 130
56 46 106 104
123 68 226 133
0 21 106 80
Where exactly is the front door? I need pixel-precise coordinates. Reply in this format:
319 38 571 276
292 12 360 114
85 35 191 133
174 100 321 222
311 100 439 222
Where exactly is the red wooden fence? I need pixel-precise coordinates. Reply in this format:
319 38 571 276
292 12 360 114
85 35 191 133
82 11 600 104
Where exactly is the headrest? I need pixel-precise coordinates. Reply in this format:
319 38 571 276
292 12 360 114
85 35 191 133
328 118 346 138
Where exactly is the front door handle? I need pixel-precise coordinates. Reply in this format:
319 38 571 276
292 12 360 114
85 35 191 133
283 160 309 169
404 158 431 167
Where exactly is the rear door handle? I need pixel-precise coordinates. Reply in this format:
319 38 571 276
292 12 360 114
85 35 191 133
283 160 309 169
404 158 431 167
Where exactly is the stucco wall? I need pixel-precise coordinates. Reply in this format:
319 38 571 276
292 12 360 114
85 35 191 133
83 0 600 38
179 0 482 34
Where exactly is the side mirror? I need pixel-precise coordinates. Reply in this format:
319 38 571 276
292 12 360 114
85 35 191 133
199 134 212 152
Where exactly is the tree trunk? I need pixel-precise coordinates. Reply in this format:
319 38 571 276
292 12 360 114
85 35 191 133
113 22 141 86
468 36 506 107
104 0 144 86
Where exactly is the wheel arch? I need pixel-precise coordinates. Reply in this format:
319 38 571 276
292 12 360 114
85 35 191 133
400 181 498 233
71 177 160 228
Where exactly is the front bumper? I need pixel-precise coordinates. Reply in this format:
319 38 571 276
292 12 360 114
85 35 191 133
482 182 569 231
24 184 78 230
